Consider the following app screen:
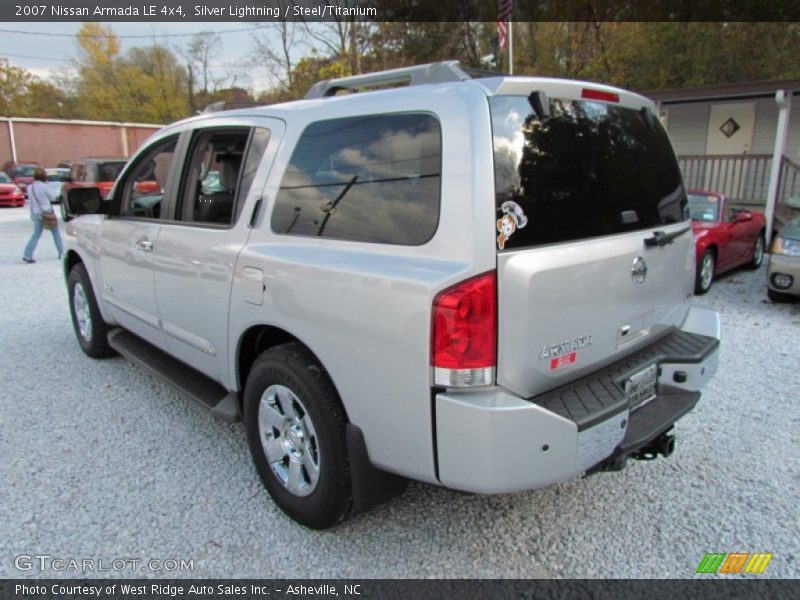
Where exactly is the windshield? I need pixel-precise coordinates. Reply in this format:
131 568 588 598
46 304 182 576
0 173 12 184
687 193 721 222
12 165 36 177
491 96 687 250
46 169 70 182
780 217 800 241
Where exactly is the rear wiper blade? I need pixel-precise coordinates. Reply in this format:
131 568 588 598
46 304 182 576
644 226 691 248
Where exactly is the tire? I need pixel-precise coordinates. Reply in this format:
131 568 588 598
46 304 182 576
768 289 796 303
694 250 715 295
67 263 116 358
243 343 352 529
747 234 765 269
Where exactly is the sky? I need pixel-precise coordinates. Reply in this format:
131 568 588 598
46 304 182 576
0 22 284 91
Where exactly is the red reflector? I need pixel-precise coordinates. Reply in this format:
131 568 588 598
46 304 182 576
581 88 620 103
550 352 577 371
431 271 496 370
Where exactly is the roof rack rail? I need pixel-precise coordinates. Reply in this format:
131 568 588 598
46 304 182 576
199 100 264 114
304 60 480 99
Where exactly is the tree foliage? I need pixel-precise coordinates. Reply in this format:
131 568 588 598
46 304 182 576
3 22 800 121
73 23 189 122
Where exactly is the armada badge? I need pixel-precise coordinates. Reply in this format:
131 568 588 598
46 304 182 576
631 256 648 285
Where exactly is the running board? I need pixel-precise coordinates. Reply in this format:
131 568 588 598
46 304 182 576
107 329 240 422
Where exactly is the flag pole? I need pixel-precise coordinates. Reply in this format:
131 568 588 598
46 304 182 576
508 19 513 74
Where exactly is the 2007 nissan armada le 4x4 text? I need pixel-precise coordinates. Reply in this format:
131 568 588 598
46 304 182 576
62 62 720 529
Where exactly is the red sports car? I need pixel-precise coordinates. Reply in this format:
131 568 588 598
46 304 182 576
689 190 766 294
0 172 25 207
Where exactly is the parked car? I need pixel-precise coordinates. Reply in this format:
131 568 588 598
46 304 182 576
767 216 800 302
45 168 71 203
0 172 25 207
61 62 720 529
58 158 127 202
688 190 766 294
1 161 39 195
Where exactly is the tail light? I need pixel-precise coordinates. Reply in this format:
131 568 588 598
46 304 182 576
431 271 496 387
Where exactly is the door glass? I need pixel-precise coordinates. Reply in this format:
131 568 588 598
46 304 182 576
121 138 178 219
177 129 256 226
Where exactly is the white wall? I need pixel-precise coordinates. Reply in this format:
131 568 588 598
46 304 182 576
664 92 800 158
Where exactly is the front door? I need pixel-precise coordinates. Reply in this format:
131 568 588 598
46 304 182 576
704 103 756 198
98 136 180 348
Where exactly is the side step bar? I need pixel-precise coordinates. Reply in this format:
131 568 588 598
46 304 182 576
107 329 240 422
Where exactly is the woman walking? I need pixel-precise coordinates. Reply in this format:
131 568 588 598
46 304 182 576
23 167 63 263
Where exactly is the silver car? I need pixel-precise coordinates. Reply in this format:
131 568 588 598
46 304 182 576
61 62 720 529
767 216 800 302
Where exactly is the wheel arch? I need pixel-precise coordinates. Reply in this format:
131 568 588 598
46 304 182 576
235 325 346 418
703 243 718 264
63 249 84 280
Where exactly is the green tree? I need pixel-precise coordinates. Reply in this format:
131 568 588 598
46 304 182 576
74 23 190 122
0 59 35 116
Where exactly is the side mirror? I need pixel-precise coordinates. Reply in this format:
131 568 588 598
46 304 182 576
734 211 752 222
65 187 105 218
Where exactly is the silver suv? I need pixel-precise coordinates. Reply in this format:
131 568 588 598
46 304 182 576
62 62 720 529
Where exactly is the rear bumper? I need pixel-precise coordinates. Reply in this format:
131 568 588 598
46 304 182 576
434 305 719 493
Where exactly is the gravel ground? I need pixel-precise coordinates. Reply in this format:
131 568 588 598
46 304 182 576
1 205 798 579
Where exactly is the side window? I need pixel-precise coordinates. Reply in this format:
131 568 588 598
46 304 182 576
235 128 271 222
120 137 178 219
271 113 442 245
176 127 264 226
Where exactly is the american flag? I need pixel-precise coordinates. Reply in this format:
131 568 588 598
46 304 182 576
497 0 513 51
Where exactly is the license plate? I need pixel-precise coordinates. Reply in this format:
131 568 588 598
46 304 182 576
624 363 658 410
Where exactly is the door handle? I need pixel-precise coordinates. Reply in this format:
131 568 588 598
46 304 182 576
134 238 154 252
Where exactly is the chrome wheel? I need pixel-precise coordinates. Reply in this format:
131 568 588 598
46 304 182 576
258 384 320 497
700 253 714 291
72 282 93 342
753 236 764 266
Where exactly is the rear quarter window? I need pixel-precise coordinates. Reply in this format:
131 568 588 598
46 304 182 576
271 113 441 245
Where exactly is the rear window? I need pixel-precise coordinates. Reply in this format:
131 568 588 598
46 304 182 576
97 162 126 182
491 96 687 250
13 165 36 177
271 113 441 245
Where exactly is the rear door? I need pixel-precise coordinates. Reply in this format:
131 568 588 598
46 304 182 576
152 118 282 384
490 89 694 399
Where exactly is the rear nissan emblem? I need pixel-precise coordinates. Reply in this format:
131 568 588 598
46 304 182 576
631 256 647 285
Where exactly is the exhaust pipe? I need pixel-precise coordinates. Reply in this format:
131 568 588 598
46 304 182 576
632 432 675 461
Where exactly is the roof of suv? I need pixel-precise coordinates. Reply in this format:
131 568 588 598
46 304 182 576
158 61 654 137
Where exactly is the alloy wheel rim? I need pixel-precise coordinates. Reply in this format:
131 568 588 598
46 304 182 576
258 384 320 497
701 255 714 290
754 237 764 265
73 283 92 341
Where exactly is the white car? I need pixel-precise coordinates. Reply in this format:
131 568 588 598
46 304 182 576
46 168 70 203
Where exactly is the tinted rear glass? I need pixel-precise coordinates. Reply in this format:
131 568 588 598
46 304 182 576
271 113 441 245
13 165 36 177
491 96 687 250
97 162 126 182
